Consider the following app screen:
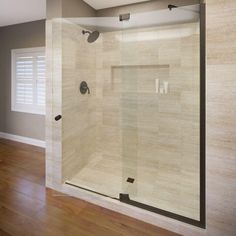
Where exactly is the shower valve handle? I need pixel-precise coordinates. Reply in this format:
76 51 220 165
80 81 90 95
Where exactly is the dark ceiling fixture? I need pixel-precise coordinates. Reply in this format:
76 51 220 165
168 4 178 11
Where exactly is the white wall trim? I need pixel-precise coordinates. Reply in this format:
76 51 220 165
0 132 45 148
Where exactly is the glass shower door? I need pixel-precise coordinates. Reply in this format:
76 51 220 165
61 3 204 227
119 5 201 222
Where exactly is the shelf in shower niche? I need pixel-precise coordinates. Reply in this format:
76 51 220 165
111 64 170 69
110 64 170 91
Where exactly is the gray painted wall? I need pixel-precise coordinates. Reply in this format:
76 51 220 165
46 0 62 19
62 0 96 17
0 32 4 132
47 0 96 19
0 20 46 140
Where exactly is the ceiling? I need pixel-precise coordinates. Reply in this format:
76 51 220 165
0 0 46 27
0 0 150 27
83 0 150 10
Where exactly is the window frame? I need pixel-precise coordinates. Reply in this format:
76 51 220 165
11 47 46 115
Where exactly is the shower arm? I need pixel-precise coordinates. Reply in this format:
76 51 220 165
168 4 199 13
82 30 90 35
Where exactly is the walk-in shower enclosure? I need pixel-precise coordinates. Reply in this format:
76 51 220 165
46 3 205 227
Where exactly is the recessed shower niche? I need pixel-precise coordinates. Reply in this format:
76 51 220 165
48 3 205 228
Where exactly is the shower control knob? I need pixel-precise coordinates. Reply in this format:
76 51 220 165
55 115 62 121
80 81 90 95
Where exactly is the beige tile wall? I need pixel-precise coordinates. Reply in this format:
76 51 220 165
206 0 236 235
46 19 63 189
61 21 97 181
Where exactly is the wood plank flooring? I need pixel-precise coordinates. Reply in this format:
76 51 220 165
0 138 180 236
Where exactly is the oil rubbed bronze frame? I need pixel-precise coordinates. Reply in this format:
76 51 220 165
119 3 206 229
65 2 206 228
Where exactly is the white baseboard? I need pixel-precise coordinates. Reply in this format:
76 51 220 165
0 132 45 148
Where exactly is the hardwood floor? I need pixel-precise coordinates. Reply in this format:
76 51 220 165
0 138 180 236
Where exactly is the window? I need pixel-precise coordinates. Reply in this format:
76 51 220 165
11 47 46 115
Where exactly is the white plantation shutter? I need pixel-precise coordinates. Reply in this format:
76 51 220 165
36 54 46 106
11 47 46 114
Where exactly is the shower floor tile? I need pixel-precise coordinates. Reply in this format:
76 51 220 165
66 154 199 221
66 155 124 198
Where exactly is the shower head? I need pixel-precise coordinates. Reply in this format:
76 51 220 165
82 30 100 43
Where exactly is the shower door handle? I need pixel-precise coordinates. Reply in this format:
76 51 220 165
55 115 62 121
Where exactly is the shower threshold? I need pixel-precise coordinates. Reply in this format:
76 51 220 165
65 179 204 228
65 181 119 200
